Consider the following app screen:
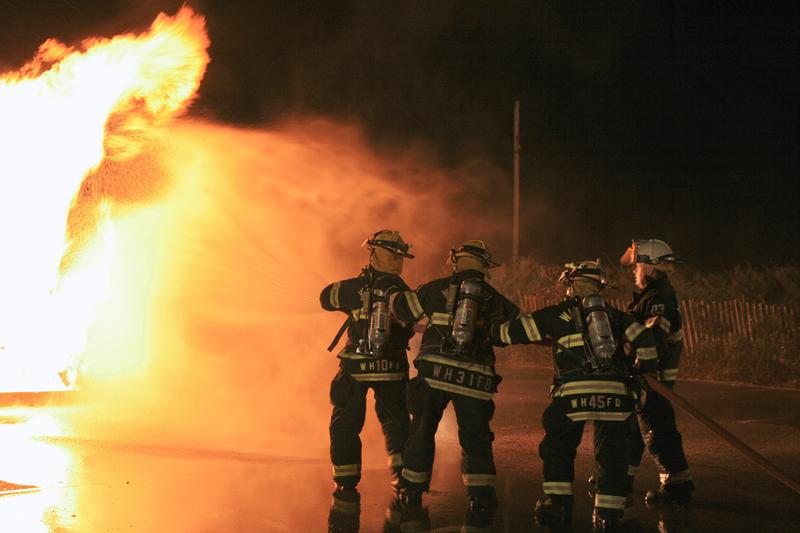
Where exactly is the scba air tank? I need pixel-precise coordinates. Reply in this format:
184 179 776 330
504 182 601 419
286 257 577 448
452 279 483 353
582 294 617 361
368 289 391 357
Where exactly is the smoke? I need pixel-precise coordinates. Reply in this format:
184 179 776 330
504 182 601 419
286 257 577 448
72 116 511 461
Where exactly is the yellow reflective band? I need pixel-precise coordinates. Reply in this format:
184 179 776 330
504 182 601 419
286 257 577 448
555 380 628 396
405 291 424 319
556 333 584 350
625 322 646 342
566 412 631 422
499 321 512 345
339 351 372 360
331 498 360 514
660 469 692 485
333 463 361 477
658 316 672 333
401 468 429 483
543 481 573 495
554 385 627 397
462 474 496 487
351 309 366 321
521 314 542 342
636 346 658 360
429 312 451 326
595 494 627 510
351 372 406 381
424 378 494 401
330 282 341 308
554 387 627 398
388 453 403 468
418 354 494 376
658 368 679 382
667 330 684 342
388 291 401 317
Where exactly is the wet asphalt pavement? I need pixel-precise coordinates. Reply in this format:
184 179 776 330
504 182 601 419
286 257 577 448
0 367 799 532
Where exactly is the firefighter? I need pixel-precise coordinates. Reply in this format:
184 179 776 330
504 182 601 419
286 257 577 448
398 240 519 519
320 230 425 522
491 260 658 531
620 239 694 504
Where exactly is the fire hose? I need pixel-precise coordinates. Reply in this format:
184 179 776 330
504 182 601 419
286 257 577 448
642 374 800 496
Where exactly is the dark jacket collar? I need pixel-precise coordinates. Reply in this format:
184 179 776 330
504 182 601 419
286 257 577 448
368 265 397 277
633 275 675 301
452 269 486 283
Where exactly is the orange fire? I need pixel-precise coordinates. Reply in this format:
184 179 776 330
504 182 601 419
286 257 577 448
0 5 507 473
0 7 209 392
0 6 520 529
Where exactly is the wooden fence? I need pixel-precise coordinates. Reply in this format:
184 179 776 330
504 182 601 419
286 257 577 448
517 295 800 354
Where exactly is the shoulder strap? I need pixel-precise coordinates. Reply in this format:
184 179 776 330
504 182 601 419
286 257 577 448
327 316 353 352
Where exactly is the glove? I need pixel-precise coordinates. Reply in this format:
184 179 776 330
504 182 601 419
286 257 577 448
627 374 647 412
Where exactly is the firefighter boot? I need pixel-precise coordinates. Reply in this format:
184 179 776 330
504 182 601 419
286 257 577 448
466 487 497 527
396 487 423 509
464 507 493 530
385 493 429 533
384 498 403 533
328 486 360 533
392 489 429 533
645 480 694 505
592 507 622 532
534 494 573 527
657 504 691 533
467 486 498 513
398 507 430 533
587 475 633 509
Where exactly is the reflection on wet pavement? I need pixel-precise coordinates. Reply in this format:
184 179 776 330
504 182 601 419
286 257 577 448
1 370 799 532
0 409 74 532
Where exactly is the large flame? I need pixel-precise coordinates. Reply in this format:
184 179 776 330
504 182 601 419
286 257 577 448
0 6 520 530
0 4 510 475
0 7 209 392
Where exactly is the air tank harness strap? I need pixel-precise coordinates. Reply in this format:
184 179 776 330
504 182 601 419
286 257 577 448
327 316 352 352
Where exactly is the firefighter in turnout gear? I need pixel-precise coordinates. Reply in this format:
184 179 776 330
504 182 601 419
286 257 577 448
321 230 425 519
491 261 658 531
621 238 694 504
398 240 519 518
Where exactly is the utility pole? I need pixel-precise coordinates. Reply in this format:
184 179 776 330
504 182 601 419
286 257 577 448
513 100 520 263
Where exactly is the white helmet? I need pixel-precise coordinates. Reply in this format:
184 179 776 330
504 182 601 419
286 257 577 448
620 239 681 271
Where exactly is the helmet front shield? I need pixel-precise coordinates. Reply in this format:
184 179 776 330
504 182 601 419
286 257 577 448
363 230 415 258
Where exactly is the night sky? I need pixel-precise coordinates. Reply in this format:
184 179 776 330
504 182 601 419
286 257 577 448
1 1 797 266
